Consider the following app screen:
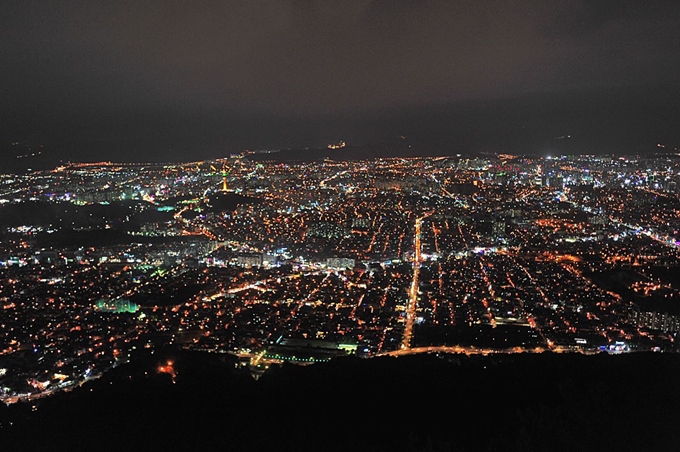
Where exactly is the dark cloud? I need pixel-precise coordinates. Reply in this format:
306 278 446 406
1 0 679 160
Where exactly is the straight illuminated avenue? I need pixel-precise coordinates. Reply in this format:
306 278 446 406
402 213 431 350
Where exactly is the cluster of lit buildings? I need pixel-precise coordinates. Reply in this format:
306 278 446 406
2 150 680 402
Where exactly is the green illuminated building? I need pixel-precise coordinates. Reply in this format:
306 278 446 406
94 298 139 314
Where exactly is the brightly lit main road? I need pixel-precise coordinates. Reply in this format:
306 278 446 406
402 212 432 349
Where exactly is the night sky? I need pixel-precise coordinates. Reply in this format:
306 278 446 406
1 0 679 162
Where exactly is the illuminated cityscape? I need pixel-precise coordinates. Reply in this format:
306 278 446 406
3 2 680 449
2 151 680 406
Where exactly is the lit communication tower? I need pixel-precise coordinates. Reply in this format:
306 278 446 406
221 163 230 192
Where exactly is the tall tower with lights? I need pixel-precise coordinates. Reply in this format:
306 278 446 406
221 163 230 192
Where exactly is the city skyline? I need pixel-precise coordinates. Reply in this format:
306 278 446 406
2 151 680 398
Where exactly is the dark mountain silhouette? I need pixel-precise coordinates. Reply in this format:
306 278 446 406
2 350 679 452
